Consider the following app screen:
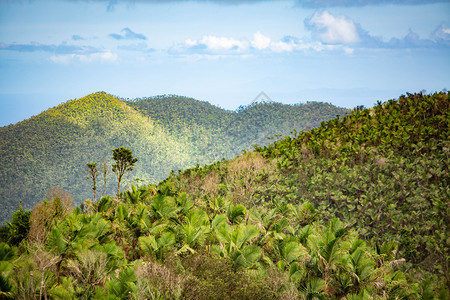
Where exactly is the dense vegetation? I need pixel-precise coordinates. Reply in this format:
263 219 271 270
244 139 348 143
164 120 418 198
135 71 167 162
127 95 343 162
0 92 348 223
0 92 448 299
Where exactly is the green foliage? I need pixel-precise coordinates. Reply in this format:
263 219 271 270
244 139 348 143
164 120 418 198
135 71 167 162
253 91 449 291
107 266 138 299
0 205 31 246
0 91 447 298
0 174 427 299
181 253 291 300
227 204 246 224
0 243 16 299
0 92 348 223
112 147 138 197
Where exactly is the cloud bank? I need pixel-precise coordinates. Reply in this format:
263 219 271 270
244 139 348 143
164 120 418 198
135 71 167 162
170 31 333 56
169 10 449 58
72 35 85 41
2 10 448 62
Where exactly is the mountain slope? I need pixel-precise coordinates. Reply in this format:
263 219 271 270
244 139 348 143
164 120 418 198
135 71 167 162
129 96 347 161
161 91 449 282
0 93 349 222
0 92 192 221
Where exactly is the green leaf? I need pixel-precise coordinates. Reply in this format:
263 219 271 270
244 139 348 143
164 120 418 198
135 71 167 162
157 232 175 248
0 244 15 263
233 245 261 270
284 241 307 263
139 235 158 254
211 214 228 230
236 225 259 249
47 228 68 255
228 204 246 224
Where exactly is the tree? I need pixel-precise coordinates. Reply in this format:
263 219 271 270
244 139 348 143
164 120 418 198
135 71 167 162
101 159 108 198
87 162 99 203
0 204 30 246
28 187 73 244
112 147 138 198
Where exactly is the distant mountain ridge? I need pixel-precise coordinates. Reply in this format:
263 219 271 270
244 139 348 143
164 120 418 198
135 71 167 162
0 92 349 222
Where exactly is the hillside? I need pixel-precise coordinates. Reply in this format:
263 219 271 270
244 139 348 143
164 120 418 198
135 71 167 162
0 92 447 299
0 92 348 223
127 95 345 161
164 91 449 288
0 92 192 222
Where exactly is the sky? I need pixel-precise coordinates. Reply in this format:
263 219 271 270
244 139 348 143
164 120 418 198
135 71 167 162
0 0 449 126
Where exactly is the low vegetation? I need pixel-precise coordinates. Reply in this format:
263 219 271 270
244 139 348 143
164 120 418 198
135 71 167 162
0 91 448 298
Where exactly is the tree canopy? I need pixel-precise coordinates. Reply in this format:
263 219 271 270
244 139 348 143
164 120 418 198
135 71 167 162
112 147 138 197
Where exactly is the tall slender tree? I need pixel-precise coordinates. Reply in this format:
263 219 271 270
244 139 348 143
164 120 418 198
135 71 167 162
112 147 138 198
101 159 108 198
87 162 99 203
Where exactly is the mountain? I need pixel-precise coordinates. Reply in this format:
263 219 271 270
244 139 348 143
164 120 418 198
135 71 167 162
0 92 447 299
127 95 345 162
0 92 349 223
162 91 449 287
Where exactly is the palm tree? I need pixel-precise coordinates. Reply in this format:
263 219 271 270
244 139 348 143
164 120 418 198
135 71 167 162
212 221 261 270
139 231 176 261
179 209 210 253
299 277 326 300
123 185 151 205
114 202 150 259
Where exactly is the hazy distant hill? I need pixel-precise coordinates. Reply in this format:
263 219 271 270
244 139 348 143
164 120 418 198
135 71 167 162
0 92 349 222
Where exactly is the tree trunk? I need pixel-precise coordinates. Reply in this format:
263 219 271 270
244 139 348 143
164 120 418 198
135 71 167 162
117 174 122 198
39 272 45 300
56 260 62 285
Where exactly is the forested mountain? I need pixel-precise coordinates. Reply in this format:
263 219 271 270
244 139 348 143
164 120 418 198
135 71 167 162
0 92 348 223
127 95 345 162
0 92 447 299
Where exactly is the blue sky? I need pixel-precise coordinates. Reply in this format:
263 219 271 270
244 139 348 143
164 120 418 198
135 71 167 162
0 0 449 126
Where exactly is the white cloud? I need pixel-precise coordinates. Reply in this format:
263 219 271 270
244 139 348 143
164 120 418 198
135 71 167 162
250 32 297 52
251 32 271 50
271 41 295 52
444 28 450 34
307 11 360 44
50 51 118 63
171 32 355 57
201 35 249 51
250 33 333 53
187 35 249 52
